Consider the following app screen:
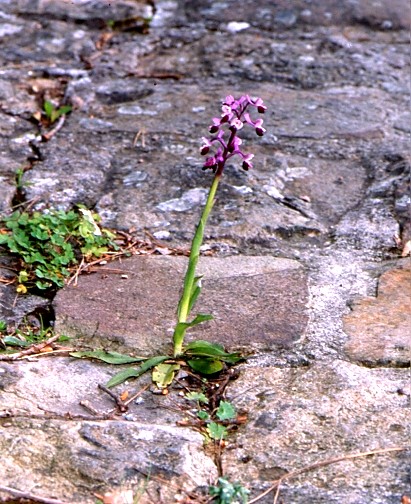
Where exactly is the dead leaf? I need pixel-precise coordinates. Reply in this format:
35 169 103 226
39 346 53 353
120 390 129 401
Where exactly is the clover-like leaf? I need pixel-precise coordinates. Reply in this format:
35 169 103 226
185 391 209 404
207 422 227 440
216 400 236 421
197 410 209 420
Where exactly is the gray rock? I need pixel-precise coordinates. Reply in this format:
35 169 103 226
0 0 410 502
223 362 410 503
0 359 216 503
53 255 308 355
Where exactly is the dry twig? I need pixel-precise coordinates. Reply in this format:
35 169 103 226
98 383 128 412
0 334 60 361
0 484 68 504
42 114 66 141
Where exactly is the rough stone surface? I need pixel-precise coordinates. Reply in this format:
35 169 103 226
0 0 410 503
223 363 410 503
344 262 411 367
0 358 216 503
53 255 308 354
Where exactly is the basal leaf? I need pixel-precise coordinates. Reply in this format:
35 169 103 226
184 340 243 364
187 358 224 375
152 363 180 389
105 368 143 388
106 355 169 388
197 410 209 420
69 350 145 364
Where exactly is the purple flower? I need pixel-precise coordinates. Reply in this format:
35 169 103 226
242 153 254 171
247 96 267 113
244 112 266 136
200 137 212 155
228 136 242 153
201 94 266 174
209 117 221 133
229 118 244 131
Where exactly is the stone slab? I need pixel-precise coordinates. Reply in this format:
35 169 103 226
54 255 308 355
222 362 410 503
0 357 217 503
343 263 411 367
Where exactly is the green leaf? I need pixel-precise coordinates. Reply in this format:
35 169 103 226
30 228 49 240
185 391 209 404
2 336 30 347
43 100 54 118
152 363 180 388
56 105 72 117
197 410 209 420
207 422 227 440
187 275 203 314
106 355 169 388
176 314 213 333
70 350 145 364
173 314 214 357
183 340 243 364
35 279 53 289
216 400 236 421
0 234 10 245
187 358 224 375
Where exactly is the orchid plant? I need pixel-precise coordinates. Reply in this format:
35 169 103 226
71 95 266 388
171 95 267 365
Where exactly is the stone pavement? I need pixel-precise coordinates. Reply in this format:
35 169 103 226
0 1 410 503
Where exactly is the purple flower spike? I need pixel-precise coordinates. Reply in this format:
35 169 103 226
201 94 266 174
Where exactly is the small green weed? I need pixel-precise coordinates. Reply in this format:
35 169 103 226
0 207 118 292
209 477 249 504
185 394 237 441
15 167 26 191
43 100 72 124
0 317 69 352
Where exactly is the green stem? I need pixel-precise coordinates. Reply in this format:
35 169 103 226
173 172 221 356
